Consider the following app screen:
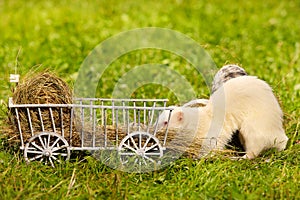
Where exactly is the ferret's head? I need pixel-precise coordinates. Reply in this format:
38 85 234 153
156 106 205 130
156 107 185 130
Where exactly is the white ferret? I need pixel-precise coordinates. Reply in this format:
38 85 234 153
157 76 288 159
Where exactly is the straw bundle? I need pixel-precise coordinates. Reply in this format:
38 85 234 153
12 72 72 105
7 72 81 145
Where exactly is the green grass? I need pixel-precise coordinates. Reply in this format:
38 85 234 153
0 0 299 199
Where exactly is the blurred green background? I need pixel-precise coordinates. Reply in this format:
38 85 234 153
0 0 299 199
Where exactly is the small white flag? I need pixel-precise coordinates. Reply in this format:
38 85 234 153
10 74 20 83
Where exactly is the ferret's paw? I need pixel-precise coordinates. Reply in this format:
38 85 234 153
228 154 253 160
242 153 256 159
229 156 247 161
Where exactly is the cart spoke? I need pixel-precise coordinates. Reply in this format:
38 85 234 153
134 158 139 164
52 145 68 153
119 152 136 156
26 150 44 154
52 152 68 157
122 143 137 153
49 157 55 168
31 142 44 152
44 137 48 148
139 133 142 149
142 137 152 150
51 156 61 163
47 133 51 148
130 136 139 150
38 135 46 149
145 143 158 152
29 154 43 162
143 155 155 163
121 159 129 164
142 158 148 165
50 137 60 149
145 152 162 156
51 155 57 160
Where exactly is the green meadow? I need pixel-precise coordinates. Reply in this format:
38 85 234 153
0 0 299 199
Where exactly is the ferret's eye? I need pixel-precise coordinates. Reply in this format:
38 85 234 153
164 121 168 125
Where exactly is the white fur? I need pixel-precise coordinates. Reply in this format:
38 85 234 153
162 76 288 159
157 106 203 130
156 99 208 130
212 64 247 93
182 99 209 107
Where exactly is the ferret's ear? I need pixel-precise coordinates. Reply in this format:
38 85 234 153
175 111 184 122
192 102 207 107
184 99 208 107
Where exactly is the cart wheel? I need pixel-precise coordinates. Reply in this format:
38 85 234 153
24 132 70 167
118 132 163 172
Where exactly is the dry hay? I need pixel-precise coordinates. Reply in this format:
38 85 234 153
76 124 179 148
66 122 244 158
74 123 204 158
168 132 246 159
7 72 81 146
58 121 242 158
12 72 72 105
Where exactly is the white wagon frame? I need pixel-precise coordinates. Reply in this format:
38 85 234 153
8 97 176 169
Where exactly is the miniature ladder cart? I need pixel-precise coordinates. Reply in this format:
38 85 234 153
8 97 175 171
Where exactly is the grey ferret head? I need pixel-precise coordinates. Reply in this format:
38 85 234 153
212 64 247 93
